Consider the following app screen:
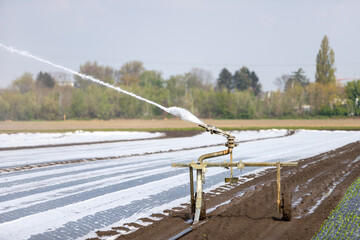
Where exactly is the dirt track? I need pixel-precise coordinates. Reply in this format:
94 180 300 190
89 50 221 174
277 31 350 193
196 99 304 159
1 118 360 132
108 140 360 240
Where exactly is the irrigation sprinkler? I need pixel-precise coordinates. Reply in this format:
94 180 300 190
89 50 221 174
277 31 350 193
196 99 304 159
171 124 298 224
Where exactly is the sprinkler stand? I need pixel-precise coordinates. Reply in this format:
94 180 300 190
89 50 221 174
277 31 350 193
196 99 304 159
171 124 298 224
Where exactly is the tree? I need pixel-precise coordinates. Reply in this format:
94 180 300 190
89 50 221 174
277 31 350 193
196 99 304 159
97 93 112 119
1 90 37 120
315 35 336 85
12 73 34 94
139 70 164 88
285 83 306 115
285 68 309 91
216 68 232 91
119 61 145 86
40 96 60 120
233 68 247 90
232 67 262 95
345 80 360 115
233 67 251 91
234 90 256 118
70 90 87 118
75 61 115 88
185 68 213 90
274 74 291 91
291 68 309 87
0 96 10 120
36 72 55 88
213 90 236 118
249 71 262 96
165 75 186 106
182 69 213 113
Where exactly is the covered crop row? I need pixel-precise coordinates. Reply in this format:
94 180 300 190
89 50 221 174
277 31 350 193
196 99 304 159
313 176 360 239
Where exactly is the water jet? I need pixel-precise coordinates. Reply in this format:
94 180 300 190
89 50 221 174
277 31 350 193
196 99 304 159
0 43 203 125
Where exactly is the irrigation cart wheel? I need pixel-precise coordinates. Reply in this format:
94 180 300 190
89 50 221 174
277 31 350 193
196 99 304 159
282 193 292 221
194 192 207 220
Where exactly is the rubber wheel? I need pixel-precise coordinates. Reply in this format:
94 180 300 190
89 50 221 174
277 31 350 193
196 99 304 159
282 193 292 221
194 192 207 220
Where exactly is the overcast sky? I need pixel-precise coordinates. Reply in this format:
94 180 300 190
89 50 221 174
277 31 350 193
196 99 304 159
1 0 360 91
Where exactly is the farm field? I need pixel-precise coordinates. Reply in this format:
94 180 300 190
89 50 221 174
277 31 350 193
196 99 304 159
1 118 360 132
0 131 164 149
313 178 360 239
162 141 360 240
0 129 359 240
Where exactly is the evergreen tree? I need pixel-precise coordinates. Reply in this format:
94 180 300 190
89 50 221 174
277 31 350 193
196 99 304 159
315 35 336 85
36 72 55 88
285 68 309 91
233 67 251 91
250 71 262 96
216 68 232 91
233 66 261 95
292 68 309 86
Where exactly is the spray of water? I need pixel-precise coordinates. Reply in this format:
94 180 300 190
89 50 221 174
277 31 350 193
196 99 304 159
0 43 204 125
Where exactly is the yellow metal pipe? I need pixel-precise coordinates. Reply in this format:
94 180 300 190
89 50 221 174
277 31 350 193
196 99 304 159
197 149 230 163
172 161 298 168
244 162 298 167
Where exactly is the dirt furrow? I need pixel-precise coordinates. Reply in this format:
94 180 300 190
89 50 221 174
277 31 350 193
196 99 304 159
108 140 360 240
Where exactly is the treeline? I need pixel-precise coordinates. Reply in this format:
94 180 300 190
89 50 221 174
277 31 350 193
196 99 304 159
0 63 359 121
0 64 259 120
0 35 359 121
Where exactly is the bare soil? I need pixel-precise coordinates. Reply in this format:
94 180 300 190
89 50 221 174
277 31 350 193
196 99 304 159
1 118 360 132
105 140 360 240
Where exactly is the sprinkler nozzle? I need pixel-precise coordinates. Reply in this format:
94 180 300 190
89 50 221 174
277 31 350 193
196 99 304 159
198 124 233 139
198 124 219 134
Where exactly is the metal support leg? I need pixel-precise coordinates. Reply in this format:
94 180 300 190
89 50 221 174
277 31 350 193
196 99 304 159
194 169 203 224
230 150 233 185
189 167 195 214
277 162 281 214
